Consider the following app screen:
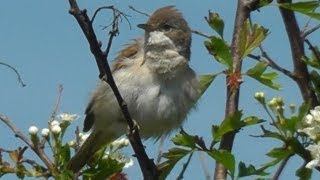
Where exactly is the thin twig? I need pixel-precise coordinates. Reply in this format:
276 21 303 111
191 30 211 39
49 85 63 122
176 152 194 180
128 5 150 17
198 152 211 180
301 24 320 39
0 115 57 176
156 135 165 165
272 155 292 180
0 61 26 87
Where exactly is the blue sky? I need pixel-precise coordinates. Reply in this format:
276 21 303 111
1 0 319 179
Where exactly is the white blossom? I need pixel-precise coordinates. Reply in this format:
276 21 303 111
59 113 79 122
68 140 76 147
51 125 61 134
106 151 134 169
254 92 264 99
50 120 60 127
41 128 50 137
111 137 130 148
305 143 320 169
28 126 39 135
311 106 320 122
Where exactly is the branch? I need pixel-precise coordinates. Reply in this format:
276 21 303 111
214 0 259 179
176 152 194 180
277 0 319 107
67 1 159 179
272 155 292 180
305 39 320 63
301 24 320 39
0 115 57 176
128 5 150 17
0 61 26 87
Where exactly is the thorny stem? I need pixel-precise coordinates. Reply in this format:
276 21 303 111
214 1 259 179
176 152 194 180
0 61 26 87
272 155 292 180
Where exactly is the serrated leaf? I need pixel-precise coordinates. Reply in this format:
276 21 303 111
83 156 124 179
257 125 284 140
214 111 243 141
237 161 269 178
58 144 71 168
246 61 280 90
198 74 218 96
279 1 320 20
171 132 197 149
239 20 268 59
204 36 232 69
207 149 235 177
205 11 224 37
158 148 192 180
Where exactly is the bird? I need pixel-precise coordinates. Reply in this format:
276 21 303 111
68 6 200 173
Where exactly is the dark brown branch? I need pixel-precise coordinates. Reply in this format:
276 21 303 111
0 61 26 87
277 0 319 107
67 1 159 179
214 1 258 179
176 152 194 180
272 155 292 180
0 115 57 176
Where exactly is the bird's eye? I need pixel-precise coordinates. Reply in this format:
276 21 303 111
160 24 172 32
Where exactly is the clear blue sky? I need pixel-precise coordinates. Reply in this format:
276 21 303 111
1 0 319 179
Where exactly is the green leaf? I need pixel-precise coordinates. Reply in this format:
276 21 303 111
246 61 281 90
198 74 218 96
266 147 293 159
242 116 265 126
237 161 269 178
239 20 268 58
214 112 263 141
214 111 243 141
278 1 320 20
171 132 197 149
158 148 192 180
204 36 232 69
83 157 124 179
257 125 284 140
296 164 312 180
207 149 235 177
58 144 71 168
205 11 224 37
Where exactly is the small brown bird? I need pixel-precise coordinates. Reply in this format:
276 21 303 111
68 6 199 172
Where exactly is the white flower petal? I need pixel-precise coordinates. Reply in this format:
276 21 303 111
51 125 61 134
28 126 38 135
306 159 320 169
59 113 79 122
41 128 50 137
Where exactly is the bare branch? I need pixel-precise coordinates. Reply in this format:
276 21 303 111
272 155 292 180
191 30 211 39
301 24 320 39
67 1 159 178
176 152 194 180
128 5 150 17
277 0 319 107
49 85 63 122
0 61 26 87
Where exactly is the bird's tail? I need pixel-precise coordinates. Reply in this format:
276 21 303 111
67 130 114 173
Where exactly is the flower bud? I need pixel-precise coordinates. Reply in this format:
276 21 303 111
41 128 50 137
28 126 39 135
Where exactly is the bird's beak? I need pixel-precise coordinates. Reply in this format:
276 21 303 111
137 24 154 31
